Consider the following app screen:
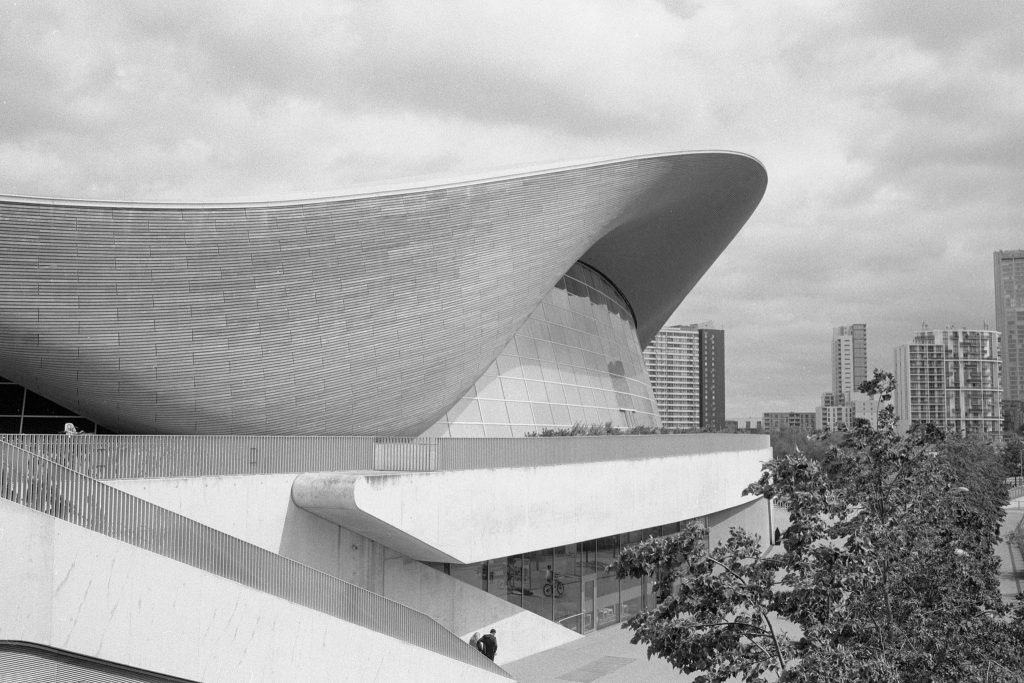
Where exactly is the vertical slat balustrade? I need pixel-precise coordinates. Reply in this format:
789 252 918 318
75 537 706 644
7 432 769 479
3 434 376 479
372 437 437 471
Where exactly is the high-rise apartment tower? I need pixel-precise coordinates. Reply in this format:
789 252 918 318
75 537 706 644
995 251 1024 407
643 323 725 431
894 327 1002 435
816 324 872 431
832 324 867 397
698 327 726 430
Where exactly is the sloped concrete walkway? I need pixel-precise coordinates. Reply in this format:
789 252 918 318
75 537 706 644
503 622 692 683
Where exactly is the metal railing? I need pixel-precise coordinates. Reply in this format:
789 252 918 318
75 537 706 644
1 434 373 479
373 437 437 471
0 641 195 682
0 439 508 678
3 432 770 479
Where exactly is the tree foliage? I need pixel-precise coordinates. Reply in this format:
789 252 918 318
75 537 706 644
1002 435 1024 481
525 422 716 437
614 371 1024 682
770 426 841 462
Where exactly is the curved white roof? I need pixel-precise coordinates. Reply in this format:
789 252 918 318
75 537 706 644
0 152 766 435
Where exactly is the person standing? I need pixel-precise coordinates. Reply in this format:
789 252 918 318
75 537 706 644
479 629 498 661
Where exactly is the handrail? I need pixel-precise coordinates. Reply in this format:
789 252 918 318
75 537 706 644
1 434 373 479
557 612 585 625
0 439 508 678
3 432 769 479
0 640 195 682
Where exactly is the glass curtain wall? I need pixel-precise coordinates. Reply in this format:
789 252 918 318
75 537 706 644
522 548 554 620
0 375 105 434
449 561 487 592
595 535 620 629
553 543 581 631
619 530 646 621
443 517 707 634
426 262 660 437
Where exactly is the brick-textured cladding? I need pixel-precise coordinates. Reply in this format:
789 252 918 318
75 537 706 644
0 153 766 436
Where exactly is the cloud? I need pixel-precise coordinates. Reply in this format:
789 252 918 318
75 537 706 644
1 0 1022 420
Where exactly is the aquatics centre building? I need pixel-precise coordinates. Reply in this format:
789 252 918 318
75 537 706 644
0 151 771 681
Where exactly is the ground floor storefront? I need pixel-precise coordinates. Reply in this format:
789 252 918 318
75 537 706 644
428 518 707 633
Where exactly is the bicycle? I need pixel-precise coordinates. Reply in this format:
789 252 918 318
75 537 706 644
542 579 564 597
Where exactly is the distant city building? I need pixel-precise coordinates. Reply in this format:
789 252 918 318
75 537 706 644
832 324 867 397
643 322 725 431
644 325 699 429
995 251 1024 406
816 393 877 432
763 412 816 434
894 327 1002 435
726 418 763 433
816 402 848 432
1003 399 1024 434
816 324 874 431
698 327 726 430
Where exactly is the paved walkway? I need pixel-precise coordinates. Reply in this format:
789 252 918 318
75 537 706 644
503 621 693 683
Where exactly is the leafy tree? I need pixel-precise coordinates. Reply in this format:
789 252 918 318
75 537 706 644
1002 435 1024 482
769 425 808 459
614 371 1024 682
770 425 840 462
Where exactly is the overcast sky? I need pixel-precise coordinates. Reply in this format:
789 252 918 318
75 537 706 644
2 1 1022 422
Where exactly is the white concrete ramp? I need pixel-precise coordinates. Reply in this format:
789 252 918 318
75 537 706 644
0 498 509 682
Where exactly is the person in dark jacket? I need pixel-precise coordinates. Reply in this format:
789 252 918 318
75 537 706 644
478 629 498 661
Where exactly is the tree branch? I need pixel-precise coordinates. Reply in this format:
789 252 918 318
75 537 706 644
687 620 780 666
695 555 788 671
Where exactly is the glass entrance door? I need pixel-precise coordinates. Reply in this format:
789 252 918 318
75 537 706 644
582 577 597 633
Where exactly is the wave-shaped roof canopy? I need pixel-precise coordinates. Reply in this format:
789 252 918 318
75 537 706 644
0 151 766 435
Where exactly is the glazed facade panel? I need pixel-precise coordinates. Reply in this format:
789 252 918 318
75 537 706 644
0 375 103 434
431 517 707 634
426 262 659 437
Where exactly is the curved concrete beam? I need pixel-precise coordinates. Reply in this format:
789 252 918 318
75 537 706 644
292 441 769 564
0 152 765 435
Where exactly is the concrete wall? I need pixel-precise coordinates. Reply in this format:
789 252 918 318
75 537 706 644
0 498 507 682
382 553 580 665
707 497 772 553
110 474 368 581
110 445 772 665
295 447 769 563
110 474 579 664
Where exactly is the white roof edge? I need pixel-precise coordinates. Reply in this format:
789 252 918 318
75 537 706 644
0 150 765 210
